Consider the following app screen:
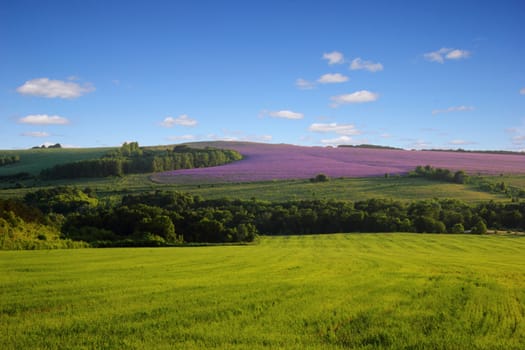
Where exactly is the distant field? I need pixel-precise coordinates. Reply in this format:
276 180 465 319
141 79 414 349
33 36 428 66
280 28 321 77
4 142 525 181
2 234 524 349
0 147 113 176
0 142 522 203
154 141 525 183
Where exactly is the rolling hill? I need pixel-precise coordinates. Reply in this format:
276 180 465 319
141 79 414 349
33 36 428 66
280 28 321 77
152 141 525 183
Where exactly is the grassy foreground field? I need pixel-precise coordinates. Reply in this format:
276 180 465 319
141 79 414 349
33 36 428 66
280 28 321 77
1 234 524 349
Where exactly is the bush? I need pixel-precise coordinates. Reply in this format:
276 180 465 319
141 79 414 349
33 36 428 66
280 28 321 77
311 173 329 183
471 220 487 234
450 223 465 234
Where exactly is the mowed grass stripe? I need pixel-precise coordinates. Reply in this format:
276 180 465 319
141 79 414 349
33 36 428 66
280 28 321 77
1 234 525 349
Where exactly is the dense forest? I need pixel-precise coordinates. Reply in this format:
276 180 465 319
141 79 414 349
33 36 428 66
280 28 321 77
3 186 525 249
40 142 243 179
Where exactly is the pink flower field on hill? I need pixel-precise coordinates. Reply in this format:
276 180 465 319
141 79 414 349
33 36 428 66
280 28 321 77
152 142 525 183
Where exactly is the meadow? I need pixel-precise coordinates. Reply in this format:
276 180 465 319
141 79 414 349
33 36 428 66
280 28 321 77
1 234 524 349
0 173 507 203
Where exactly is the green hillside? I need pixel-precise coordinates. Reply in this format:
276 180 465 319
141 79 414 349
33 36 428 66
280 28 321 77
0 147 113 176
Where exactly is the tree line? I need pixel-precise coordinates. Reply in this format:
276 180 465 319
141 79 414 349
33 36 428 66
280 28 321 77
409 165 468 184
5 186 525 249
40 142 243 179
409 165 525 200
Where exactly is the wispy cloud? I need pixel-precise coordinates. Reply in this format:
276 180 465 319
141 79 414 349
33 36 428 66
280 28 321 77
309 123 361 135
16 78 95 98
409 139 431 149
320 135 354 145
317 73 349 84
21 131 50 137
206 132 273 143
432 105 474 115
350 58 383 72
446 49 470 60
330 90 379 107
424 48 470 63
166 134 197 142
449 139 475 146
507 124 525 146
268 110 304 120
520 88 525 95
18 114 70 125
160 114 198 127
295 78 316 90
322 51 344 65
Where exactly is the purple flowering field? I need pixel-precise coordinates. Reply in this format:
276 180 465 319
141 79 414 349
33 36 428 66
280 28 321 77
153 142 525 183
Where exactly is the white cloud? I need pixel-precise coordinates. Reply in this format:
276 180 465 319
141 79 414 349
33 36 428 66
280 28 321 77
432 105 474 115
321 135 354 145
449 139 475 145
16 78 95 98
160 114 198 127
507 124 525 145
295 78 316 90
446 49 470 60
309 123 361 135
330 90 379 107
409 140 431 149
520 88 525 95
322 51 344 65
21 131 50 137
206 132 273 143
19 114 70 125
256 135 274 142
269 110 304 120
350 58 383 72
166 135 197 142
424 48 470 63
317 73 349 84
513 135 525 144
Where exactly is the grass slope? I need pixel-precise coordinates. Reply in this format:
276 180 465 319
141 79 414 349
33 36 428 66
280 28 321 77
0 174 507 203
1 234 524 349
0 148 113 176
171 176 507 202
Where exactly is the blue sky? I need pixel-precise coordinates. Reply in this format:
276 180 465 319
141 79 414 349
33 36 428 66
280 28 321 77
1 0 524 150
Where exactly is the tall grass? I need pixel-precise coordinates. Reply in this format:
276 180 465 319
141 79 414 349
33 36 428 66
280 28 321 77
1 234 524 349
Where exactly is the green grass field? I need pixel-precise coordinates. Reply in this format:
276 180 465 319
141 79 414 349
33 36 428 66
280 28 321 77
169 176 508 202
0 173 508 203
0 148 113 176
2 234 524 349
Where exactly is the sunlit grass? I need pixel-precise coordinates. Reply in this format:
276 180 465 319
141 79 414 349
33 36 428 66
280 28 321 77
2 234 524 349
172 176 506 202
1 174 508 203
